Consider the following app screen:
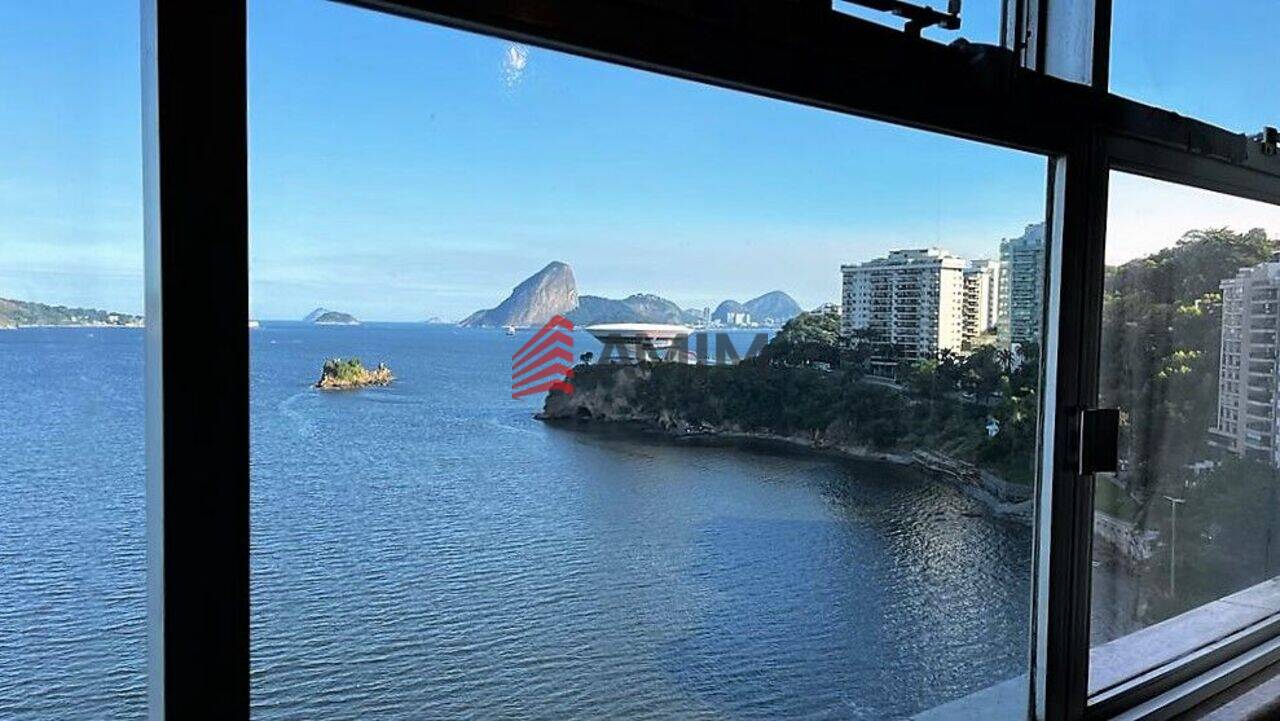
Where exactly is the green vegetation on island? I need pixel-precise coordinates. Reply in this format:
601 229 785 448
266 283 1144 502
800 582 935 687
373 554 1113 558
315 358 393 389
0 297 142 329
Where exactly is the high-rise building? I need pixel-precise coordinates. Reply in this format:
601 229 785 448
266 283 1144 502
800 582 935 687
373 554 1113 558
841 248 967 362
1209 255 1280 465
997 223 1046 349
962 259 1000 348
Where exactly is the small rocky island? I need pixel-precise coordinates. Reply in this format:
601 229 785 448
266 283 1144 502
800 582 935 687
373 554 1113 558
313 311 359 325
315 358 393 390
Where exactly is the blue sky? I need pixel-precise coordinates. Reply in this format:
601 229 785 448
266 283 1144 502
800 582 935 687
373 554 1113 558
0 1 1277 321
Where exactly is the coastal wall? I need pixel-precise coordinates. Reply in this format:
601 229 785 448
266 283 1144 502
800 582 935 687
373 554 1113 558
1094 511 1159 564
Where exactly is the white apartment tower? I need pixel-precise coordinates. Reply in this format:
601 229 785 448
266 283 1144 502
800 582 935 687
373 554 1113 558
997 223 1046 349
841 248 967 361
1209 255 1280 466
962 259 1001 347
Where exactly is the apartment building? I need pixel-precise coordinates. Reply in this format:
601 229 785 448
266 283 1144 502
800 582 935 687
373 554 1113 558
962 259 1000 347
841 248 967 361
1209 255 1280 465
997 223 1046 349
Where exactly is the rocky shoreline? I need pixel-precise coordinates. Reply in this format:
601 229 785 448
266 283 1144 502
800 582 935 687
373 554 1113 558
538 412 1034 524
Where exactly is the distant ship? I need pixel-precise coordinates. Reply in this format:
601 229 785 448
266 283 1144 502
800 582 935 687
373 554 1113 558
504 325 517 336
248 320 261 329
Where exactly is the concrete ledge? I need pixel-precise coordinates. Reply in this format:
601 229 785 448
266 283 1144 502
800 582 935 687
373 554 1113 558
911 674 1027 720
912 578 1280 719
1091 577 1280 696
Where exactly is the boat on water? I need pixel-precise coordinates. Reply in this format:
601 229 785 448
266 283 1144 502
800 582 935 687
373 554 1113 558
504 325 517 335
248 320 261 329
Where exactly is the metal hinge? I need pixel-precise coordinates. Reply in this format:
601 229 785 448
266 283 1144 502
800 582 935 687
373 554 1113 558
1078 408 1119 475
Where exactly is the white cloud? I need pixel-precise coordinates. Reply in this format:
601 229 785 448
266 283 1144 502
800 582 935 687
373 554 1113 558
502 44 529 87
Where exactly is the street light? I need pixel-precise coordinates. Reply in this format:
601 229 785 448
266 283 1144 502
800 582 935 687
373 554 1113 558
1164 495 1186 596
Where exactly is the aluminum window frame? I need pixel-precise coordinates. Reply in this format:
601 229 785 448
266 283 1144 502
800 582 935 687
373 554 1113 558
140 1 1280 719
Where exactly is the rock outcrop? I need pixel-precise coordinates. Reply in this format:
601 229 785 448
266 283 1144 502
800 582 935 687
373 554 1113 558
459 261 578 328
315 358 393 389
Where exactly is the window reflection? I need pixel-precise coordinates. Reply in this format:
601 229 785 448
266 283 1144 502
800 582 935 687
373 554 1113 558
1090 173 1280 694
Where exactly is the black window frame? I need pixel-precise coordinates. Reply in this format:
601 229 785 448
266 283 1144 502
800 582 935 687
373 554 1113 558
141 1 1280 719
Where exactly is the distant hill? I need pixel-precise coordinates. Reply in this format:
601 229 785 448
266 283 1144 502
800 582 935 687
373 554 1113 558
711 300 746 323
568 294 686 326
744 291 803 322
460 261 801 329
304 307 333 323
712 292 802 325
0 298 142 329
313 311 359 325
459 261 578 328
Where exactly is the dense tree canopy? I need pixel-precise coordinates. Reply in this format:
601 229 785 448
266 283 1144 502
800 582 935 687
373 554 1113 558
1099 228 1275 514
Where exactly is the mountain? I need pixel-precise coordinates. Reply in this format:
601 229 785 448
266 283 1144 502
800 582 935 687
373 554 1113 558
304 307 333 323
711 292 802 325
743 291 802 322
711 300 746 323
0 298 142 329
567 294 686 326
682 308 707 325
461 261 801 329
313 311 359 325
459 261 578 328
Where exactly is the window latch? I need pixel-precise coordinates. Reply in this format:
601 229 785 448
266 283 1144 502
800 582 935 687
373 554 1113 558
1078 408 1120 475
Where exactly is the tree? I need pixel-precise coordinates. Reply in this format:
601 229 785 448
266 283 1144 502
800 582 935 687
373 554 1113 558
1098 227 1275 514
757 309 842 368
996 348 1015 374
962 345 1003 399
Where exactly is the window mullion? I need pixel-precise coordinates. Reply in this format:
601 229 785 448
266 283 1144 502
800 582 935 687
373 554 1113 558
143 1 250 718
1034 135 1110 721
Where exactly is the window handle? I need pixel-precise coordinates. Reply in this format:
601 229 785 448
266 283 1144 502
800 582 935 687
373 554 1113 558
1078 408 1120 475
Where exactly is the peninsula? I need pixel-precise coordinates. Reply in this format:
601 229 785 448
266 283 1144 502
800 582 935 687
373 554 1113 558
539 309 1039 521
0 297 143 329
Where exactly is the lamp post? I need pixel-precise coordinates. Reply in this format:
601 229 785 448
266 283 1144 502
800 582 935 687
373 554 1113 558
1164 495 1186 597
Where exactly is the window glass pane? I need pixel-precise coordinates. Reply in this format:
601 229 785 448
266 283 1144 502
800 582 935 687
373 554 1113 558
1110 1 1279 133
1090 172 1280 695
0 3 145 718
250 1 1046 718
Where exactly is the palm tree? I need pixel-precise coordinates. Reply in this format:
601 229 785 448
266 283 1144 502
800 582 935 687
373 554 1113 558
996 348 1015 374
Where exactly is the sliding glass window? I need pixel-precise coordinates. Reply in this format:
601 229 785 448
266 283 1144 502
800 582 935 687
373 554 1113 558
1090 172 1280 702
247 1 1050 718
